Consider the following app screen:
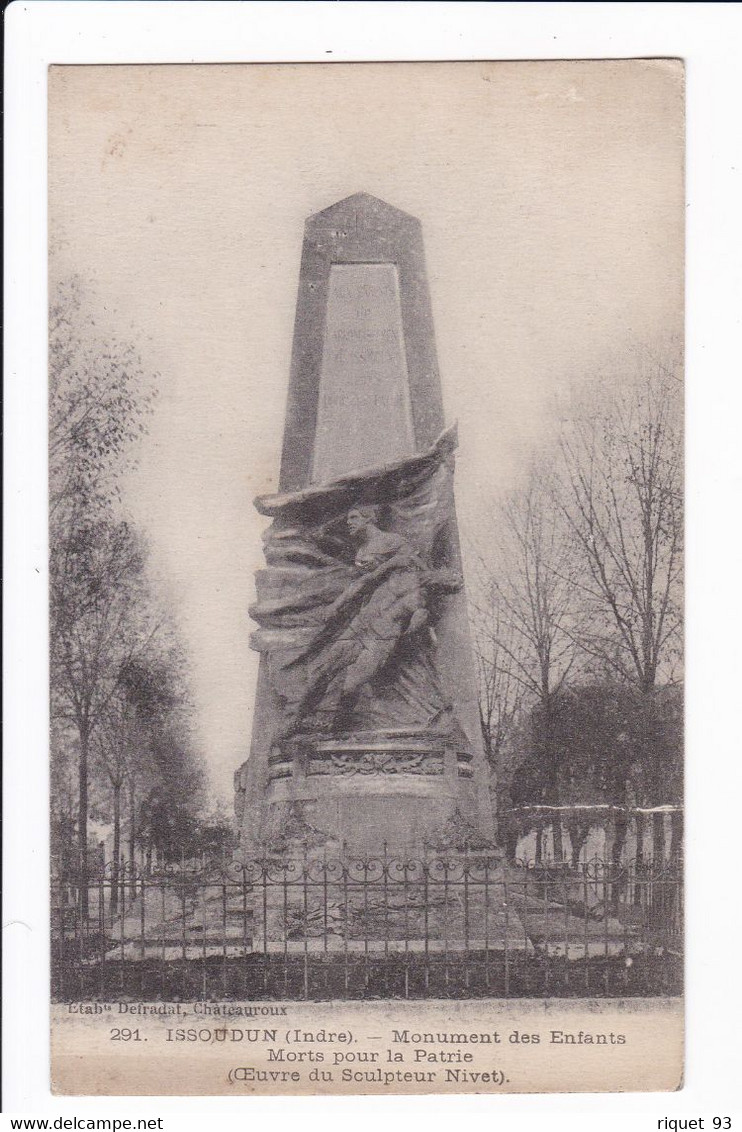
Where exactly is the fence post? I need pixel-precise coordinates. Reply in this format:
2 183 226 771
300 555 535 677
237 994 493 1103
552 816 564 864
423 841 430 994
652 810 667 863
119 854 125 918
463 841 470 990
302 842 309 1000
262 850 269 993
670 810 683 861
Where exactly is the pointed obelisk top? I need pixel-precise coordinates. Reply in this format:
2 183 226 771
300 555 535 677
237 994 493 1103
278 193 445 492
309 191 419 225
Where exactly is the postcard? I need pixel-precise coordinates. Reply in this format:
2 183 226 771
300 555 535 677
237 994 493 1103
48 60 684 1095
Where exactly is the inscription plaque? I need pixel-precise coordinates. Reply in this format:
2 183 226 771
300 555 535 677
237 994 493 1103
311 263 415 483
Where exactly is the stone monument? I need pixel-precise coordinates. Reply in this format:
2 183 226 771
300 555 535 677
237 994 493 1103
235 193 494 852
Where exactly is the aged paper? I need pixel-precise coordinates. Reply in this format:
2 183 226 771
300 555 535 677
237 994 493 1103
49 60 684 1096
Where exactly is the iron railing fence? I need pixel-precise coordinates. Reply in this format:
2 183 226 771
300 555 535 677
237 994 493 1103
51 850 682 1002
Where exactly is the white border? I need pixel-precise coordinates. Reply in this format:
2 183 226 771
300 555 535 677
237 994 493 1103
5 1 742 1124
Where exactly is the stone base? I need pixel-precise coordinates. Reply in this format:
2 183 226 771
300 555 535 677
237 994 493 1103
239 728 491 854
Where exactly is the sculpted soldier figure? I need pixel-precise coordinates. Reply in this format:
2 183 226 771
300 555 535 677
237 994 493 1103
249 428 466 740
289 504 439 731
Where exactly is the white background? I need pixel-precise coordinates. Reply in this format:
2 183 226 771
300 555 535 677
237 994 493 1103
4 1 741 1127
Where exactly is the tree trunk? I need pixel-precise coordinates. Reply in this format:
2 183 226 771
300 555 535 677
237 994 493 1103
610 811 628 910
542 693 562 862
78 727 89 919
652 810 666 864
534 821 543 865
603 809 615 869
635 810 645 863
552 817 564 864
670 809 683 862
567 818 590 868
611 811 627 867
633 809 646 903
111 782 121 914
128 783 136 869
503 814 519 862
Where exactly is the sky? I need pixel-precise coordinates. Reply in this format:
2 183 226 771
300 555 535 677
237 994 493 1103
48 61 684 803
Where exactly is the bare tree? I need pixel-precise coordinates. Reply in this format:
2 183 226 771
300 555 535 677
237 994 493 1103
50 717 79 876
116 653 186 871
493 471 582 707
469 346 682 863
469 569 523 765
93 690 138 911
49 274 156 904
50 519 161 906
559 349 683 692
559 347 683 860
49 275 154 522
468 470 583 859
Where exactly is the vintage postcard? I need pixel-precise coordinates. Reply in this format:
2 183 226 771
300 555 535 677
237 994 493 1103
48 60 684 1095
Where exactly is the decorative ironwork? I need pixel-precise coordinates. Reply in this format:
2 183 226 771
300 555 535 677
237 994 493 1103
51 850 682 1003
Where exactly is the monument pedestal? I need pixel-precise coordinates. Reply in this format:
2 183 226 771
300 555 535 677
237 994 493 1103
258 729 479 852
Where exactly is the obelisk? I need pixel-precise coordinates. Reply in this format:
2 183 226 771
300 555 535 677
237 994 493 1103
235 193 494 851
